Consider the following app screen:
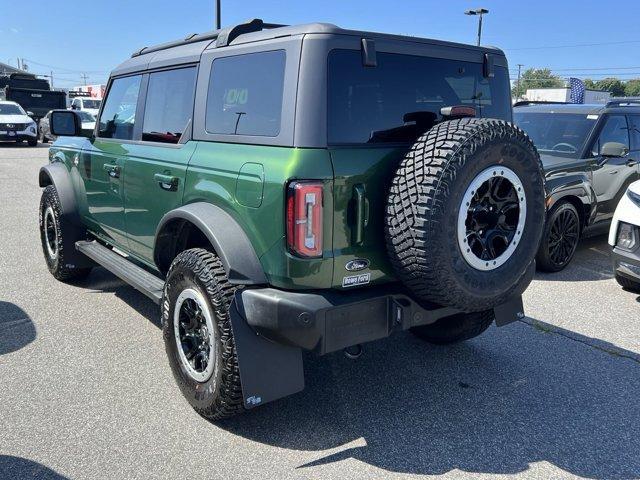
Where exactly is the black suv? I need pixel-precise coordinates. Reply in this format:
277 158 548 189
513 99 640 271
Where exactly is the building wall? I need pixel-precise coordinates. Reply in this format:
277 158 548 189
524 88 611 103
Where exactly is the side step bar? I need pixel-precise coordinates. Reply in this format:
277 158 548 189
76 240 164 304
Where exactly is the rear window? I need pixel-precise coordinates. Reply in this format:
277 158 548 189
205 50 285 137
328 49 511 145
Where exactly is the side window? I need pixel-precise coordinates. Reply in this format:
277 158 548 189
98 75 142 140
629 115 640 151
205 50 286 137
72 99 80 108
142 67 196 144
593 115 629 155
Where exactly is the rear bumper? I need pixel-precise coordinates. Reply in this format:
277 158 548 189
234 285 524 355
612 247 640 282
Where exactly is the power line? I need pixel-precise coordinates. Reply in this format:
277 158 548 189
22 58 109 75
505 39 640 51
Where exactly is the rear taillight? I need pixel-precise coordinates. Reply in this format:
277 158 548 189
286 181 323 258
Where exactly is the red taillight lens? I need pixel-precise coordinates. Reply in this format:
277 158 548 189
286 181 323 258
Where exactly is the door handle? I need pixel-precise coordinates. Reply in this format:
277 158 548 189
352 184 369 246
154 173 179 191
626 159 638 167
102 163 120 178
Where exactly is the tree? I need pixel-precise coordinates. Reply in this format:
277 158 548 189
512 68 564 98
595 78 626 97
624 79 640 97
583 79 597 89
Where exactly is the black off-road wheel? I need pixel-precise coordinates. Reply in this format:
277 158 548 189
39 185 92 281
411 310 495 344
27 137 38 147
536 202 581 272
615 273 640 293
386 118 545 312
162 248 245 421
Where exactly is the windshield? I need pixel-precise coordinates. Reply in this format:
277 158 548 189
327 50 512 144
513 112 598 158
77 111 95 122
83 99 101 109
0 103 25 115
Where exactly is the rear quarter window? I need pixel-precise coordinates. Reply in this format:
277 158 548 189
327 49 511 145
205 50 286 137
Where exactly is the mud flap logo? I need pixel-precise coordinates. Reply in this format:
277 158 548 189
342 273 371 287
246 395 262 406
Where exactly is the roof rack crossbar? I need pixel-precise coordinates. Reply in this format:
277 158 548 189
131 19 288 58
513 100 569 107
606 97 640 107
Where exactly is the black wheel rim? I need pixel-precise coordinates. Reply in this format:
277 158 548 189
465 176 520 261
174 288 215 382
547 209 579 266
44 206 58 259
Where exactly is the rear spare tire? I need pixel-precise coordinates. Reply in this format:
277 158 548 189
385 118 545 311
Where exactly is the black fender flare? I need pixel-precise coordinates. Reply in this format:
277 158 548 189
38 162 93 268
545 173 596 226
154 202 268 285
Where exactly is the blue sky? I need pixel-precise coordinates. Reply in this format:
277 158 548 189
1 0 639 89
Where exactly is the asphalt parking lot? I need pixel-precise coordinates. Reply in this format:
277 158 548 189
1 144 639 480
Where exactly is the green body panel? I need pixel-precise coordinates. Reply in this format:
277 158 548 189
49 137 406 291
79 138 129 248
328 146 405 287
183 142 335 289
121 141 196 260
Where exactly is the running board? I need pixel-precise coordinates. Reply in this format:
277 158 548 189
76 240 164 304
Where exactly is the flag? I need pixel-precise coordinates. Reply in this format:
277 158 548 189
569 77 585 104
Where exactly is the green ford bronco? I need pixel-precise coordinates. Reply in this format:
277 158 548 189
39 19 545 420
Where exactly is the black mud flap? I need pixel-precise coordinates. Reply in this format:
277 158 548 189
493 295 525 327
228 302 304 409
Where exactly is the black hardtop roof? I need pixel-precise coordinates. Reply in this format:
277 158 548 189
112 19 505 77
513 102 640 115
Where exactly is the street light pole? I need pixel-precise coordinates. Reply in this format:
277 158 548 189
464 8 489 46
216 0 221 29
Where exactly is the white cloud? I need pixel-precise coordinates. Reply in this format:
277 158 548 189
10 28 19 34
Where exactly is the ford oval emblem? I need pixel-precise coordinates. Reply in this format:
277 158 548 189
345 259 370 271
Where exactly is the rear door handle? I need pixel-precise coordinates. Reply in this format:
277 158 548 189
102 163 120 178
154 173 179 191
626 159 638 167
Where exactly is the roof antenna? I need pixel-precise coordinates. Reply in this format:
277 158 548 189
216 0 221 29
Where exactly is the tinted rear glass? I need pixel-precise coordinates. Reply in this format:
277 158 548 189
328 50 511 145
206 50 285 137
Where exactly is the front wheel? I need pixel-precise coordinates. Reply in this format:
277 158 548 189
536 202 581 272
162 248 245 421
39 185 92 281
410 310 495 344
27 137 38 147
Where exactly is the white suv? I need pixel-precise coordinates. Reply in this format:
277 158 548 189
609 180 640 291
0 101 38 146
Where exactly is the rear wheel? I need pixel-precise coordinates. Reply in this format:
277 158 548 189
27 137 37 147
162 248 244 421
536 202 581 272
411 310 495 344
615 273 640 293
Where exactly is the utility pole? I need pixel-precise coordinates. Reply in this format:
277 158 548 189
81 73 88 86
216 0 221 29
516 64 524 99
50 70 54 89
464 8 489 46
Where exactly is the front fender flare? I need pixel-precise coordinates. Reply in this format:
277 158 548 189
154 202 268 285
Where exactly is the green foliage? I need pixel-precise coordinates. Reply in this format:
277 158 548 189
594 78 626 97
583 79 597 89
624 79 640 97
512 68 564 98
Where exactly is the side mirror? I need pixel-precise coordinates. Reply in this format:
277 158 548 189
600 142 628 157
50 110 90 137
27 111 34 116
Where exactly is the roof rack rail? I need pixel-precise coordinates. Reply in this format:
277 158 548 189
605 97 640 107
513 100 569 107
131 18 287 58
